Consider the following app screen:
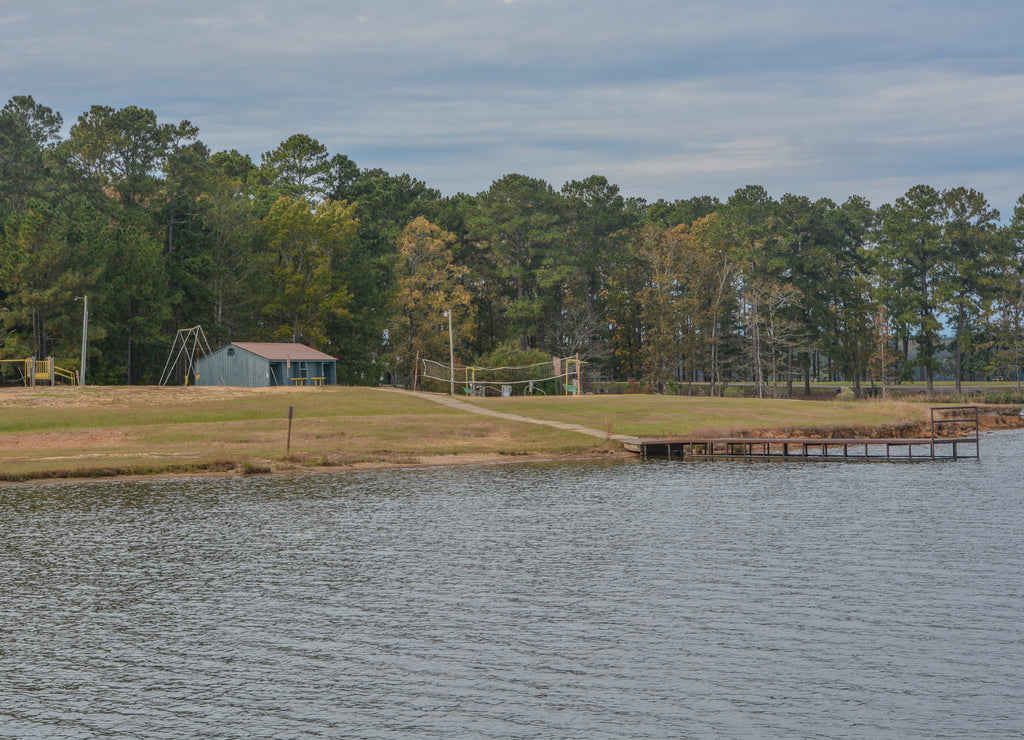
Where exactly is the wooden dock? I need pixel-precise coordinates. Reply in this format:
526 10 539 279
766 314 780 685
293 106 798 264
624 406 981 462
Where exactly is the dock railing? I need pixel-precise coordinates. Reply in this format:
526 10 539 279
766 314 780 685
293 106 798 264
628 406 982 462
930 405 980 460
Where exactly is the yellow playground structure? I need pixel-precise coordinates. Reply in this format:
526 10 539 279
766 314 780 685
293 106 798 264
0 357 79 386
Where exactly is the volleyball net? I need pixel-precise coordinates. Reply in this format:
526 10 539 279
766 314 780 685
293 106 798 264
419 356 586 396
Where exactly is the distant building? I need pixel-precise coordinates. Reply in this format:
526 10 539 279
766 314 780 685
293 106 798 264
196 342 337 387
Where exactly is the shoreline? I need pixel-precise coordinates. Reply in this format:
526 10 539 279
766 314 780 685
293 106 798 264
1 449 636 487
7 418 1021 487
1 386 1019 485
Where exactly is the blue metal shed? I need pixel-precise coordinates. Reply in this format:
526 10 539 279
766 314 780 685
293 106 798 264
196 342 338 387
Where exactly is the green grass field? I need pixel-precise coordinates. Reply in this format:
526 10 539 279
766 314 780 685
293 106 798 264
461 394 932 437
0 386 603 481
0 385 969 482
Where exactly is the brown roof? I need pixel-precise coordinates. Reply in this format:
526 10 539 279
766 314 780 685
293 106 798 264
231 342 336 361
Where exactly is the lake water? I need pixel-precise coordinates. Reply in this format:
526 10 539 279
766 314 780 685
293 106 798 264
2 430 1023 739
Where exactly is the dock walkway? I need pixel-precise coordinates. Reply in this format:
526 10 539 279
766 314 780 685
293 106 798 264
627 406 981 462
624 435 979 461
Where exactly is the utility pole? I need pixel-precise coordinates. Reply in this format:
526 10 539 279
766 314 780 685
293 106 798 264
75 295 88 386
445 309 455 396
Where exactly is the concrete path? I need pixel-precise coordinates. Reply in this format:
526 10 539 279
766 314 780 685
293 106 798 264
376 388 640 445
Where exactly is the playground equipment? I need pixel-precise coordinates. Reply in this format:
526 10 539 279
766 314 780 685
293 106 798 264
0 357 79 386
160 326 213 386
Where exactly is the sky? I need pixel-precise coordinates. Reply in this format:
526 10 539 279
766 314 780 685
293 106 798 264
3 0 1023 214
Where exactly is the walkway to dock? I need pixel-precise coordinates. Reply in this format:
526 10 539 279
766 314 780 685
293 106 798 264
375 387 641 444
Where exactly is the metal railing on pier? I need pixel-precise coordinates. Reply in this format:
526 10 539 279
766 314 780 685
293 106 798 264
626 406 981 462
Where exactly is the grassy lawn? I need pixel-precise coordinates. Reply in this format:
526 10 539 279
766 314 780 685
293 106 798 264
1 384 990 482
0 386 603 481
459 394 933 438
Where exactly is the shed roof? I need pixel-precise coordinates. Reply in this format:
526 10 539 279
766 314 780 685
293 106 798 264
230 342 336 361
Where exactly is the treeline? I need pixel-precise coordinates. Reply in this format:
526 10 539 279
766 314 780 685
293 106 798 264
2 95 1023 394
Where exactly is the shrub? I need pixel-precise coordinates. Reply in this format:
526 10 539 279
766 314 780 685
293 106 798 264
981 390 1024 405
242 461 271 475
475 341 550 368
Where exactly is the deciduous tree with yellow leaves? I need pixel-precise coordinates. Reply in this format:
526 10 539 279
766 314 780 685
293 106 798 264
389 216 475 386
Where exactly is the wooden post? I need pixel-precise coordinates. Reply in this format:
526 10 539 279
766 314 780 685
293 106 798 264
413 350 419 391
446 309 455 396
78 295 88 386
930 407 936 459
286 406 294 456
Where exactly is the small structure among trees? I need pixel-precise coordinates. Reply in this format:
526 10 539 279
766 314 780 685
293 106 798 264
196 342 337 387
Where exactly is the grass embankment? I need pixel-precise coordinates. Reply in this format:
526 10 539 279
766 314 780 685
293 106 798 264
0 385 998 482
0 386 603 482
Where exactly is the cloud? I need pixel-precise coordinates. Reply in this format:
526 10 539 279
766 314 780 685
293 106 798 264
3 0 1023 212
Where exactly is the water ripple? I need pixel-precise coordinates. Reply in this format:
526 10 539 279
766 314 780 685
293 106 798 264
2 434 1023 738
